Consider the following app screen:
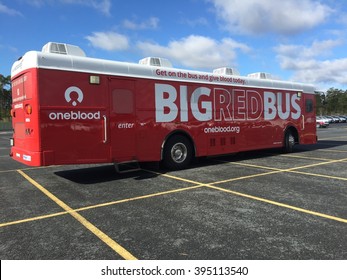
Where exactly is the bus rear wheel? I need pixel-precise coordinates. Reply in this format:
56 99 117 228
163 135 193 170
283 130 295 153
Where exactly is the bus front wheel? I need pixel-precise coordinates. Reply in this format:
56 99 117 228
163 135 193 170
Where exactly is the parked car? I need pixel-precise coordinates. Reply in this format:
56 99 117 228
323 116 334 123
316 116 329 128
331 115 347 123
338 116 347 123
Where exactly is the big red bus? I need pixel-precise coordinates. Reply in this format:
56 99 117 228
10 42 317 170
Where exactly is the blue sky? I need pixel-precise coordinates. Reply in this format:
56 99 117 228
1 0 347 91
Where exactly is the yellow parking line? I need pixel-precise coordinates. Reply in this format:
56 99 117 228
216 155 345 172
212 170 282 185
277 154 333 161
319 136 347 140
16 170 137 260
319 149 347 153
153 170 347 223
4 155 346 249
216 160 280 171
224 157 347 172
0 211 68 228
144 170 202 185
289 170 347 181
0 181 202 228
0 165 58 174
0 169 18 173
206 185 347 224
147 164 347 224
217 157 347 183
74 184 203 213
288 157 347 170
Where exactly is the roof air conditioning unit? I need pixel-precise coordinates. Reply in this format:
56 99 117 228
247 72 273 79
139 57 172 68
42 42 86 57
213 67 240 76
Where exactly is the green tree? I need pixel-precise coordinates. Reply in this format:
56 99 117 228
0 74 12 120
315 91 327 115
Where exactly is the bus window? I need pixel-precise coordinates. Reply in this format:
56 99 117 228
112 89 134 114
305 99 313 113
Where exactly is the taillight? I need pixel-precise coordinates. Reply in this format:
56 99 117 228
25 104 32 115
10 109 15 118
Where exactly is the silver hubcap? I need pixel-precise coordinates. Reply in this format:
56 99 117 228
288 134 295 146
171 143 187 163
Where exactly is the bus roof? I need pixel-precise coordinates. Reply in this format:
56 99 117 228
11 43 316 94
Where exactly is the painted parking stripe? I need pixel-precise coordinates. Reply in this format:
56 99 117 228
0 165 58 174
319 136 347 140
289 170 347 181
206 185 347 224
16 170 137 260
155 171 347 223
218 156 347 174
0 179 203 227
3 157 346 236
277 153 335 161
0 210 70 228
216 158 347 183
148 166 347 224
319 149 347 153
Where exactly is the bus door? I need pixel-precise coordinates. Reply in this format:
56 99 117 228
301 92 316 144
108 78 136 162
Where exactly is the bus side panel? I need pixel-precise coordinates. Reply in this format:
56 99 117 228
135 80 246 160
38 69 111 165
135 81 311 160
135 79 211 161
135 79 167 162
11 68 317 167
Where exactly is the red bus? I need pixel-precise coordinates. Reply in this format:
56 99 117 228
10 42 317 170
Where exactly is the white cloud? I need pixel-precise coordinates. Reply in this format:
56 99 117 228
275 39 347 85
183 17 209 28
0 3 23 16
62 0 111 15
275 39 343 61
90 0 111 16
123 17 159 30
294 59 347 84
210 0 333 34
137 35 250 69
24 0 111 15
86 31 129 51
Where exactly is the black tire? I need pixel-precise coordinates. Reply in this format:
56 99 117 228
163 135 193 170
283 130 295 153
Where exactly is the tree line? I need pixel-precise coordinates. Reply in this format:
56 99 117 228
316 88 347 116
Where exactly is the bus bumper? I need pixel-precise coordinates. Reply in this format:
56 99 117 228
10 147 43 166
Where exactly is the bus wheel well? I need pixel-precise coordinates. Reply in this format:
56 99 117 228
285 126 299 144
162 131 196 158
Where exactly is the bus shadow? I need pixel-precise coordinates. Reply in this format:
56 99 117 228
55 140 347 184
194 139 347 164
54 163 160 184
294 140 347 152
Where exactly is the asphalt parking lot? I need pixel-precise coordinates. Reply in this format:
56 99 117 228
1 124 347 260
